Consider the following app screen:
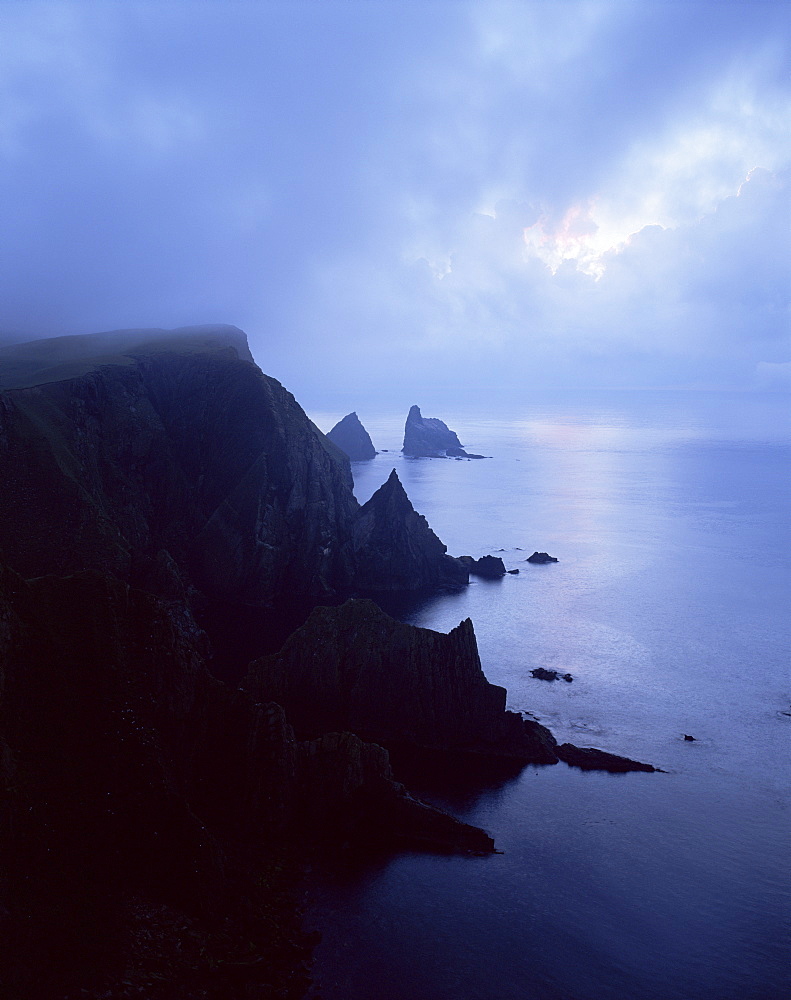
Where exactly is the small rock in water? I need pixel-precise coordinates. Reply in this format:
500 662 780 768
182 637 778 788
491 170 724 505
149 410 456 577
683 734 697 741
531 667 573 683
507 568 519 574
527 551 558 564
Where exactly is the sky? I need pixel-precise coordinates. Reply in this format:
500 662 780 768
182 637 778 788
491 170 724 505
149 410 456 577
1 0 789 404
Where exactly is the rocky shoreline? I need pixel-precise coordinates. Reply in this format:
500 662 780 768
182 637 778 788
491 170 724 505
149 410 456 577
0 326 658 997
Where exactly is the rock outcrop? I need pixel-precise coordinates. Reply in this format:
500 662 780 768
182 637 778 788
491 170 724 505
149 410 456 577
527 551 558 564
247 600 660 776
326 411 376 460
247 599 560 764
531 668 573 682
402 404 484 458
459 554 507 578
555 744 658 773
350 470 469 590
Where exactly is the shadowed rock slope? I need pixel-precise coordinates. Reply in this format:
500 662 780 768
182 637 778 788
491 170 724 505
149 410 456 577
0 565 490 998
326 411 376 460
351 470 468 591
0 327 487 997
247 599 559 763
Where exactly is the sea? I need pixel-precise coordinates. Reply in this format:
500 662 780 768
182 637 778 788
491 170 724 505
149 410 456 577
304 390 790 1000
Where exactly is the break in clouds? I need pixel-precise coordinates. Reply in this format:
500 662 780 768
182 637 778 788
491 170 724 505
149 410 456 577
0 0 789 399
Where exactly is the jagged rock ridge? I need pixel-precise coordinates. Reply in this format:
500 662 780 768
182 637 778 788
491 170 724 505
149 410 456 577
249 599 557 763
247 599 660 773
351 470 468 590
327 411 376 460
402 404 483 458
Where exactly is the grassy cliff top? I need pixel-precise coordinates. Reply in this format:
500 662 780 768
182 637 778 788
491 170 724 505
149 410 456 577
0 324 254 390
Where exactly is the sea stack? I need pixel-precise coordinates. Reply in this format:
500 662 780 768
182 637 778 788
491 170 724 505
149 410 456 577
402 404 483 458
327 411 376 460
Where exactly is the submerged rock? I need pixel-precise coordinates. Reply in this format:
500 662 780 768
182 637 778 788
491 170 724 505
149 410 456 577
459 554 507 578
555 743 657 773
527 552 559 564
326 411 376 460
402 404 484 458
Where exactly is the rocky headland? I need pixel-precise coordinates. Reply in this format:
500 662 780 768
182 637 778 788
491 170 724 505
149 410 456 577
246 598 559 764
0 325 656 998
326 411 376 460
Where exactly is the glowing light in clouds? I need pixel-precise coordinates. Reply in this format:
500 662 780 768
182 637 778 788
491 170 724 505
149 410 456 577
522 202 650 279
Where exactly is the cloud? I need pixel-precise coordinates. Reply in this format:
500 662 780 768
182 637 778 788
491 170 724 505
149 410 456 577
0 1 788 398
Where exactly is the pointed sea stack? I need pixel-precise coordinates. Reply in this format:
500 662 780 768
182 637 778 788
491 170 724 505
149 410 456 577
403 404 482 458
350 469 468 590
327 411 376 460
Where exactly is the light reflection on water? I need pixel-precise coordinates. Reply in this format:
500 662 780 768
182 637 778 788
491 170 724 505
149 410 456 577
306 391 790 1000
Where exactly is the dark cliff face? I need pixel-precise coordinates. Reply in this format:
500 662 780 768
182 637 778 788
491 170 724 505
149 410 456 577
0 330 465 605
326 411 376 461
0 565 491 995
0 328 494 994
0 343 358 603
403 404 470 458
349 469 469 591
247 598 558 763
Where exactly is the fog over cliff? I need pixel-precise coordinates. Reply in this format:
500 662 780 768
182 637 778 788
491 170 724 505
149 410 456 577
1 1 789 402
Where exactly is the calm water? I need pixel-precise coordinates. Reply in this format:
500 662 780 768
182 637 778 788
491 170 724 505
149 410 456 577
306 391 790 1000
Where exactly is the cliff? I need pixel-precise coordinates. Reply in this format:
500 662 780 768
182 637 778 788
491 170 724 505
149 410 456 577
0 327 490 996
0 325 654 997
0 565 490 996
247 598 558 763
402 404 483 458
326 411 376 460
350 469 469 590
0 327 462 605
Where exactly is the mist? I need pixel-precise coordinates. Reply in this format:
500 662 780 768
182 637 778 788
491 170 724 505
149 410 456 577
1 0 788 406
